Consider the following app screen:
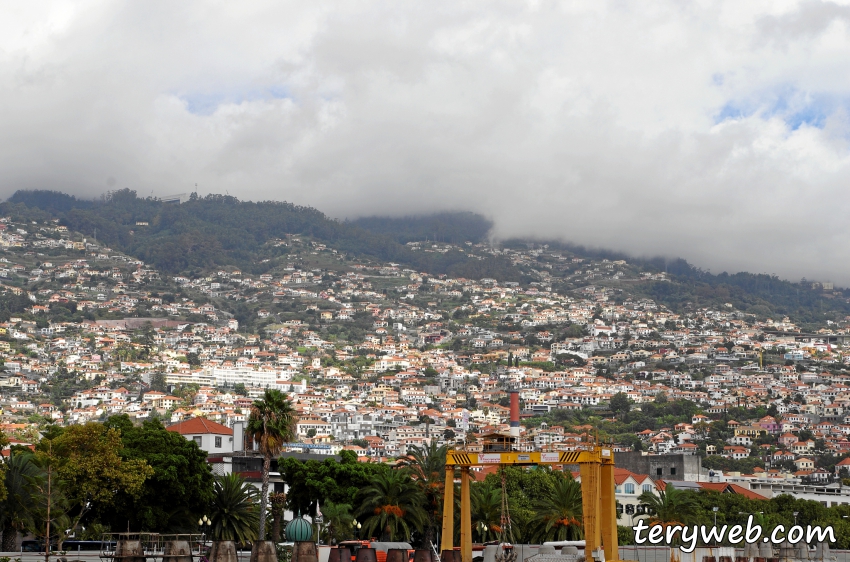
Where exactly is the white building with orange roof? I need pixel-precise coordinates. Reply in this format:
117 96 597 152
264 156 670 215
167 417 234 454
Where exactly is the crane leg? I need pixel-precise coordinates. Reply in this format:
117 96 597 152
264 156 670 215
441 465 454 553
601 462 619 562
460 467 472 562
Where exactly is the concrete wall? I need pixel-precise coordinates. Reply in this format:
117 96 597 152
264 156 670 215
616 452 704 482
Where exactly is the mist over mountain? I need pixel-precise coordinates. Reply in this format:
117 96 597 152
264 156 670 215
3 189 523 281
351 212 493 245
6 188 850 327
1 3 850 283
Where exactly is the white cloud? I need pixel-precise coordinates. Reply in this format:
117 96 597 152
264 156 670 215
2 1 850 282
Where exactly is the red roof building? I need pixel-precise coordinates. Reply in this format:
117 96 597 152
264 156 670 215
167 417 234 454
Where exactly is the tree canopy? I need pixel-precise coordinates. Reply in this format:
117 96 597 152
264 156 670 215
99 416 214 531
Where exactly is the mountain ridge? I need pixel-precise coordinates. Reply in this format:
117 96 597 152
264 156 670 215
4 188 849 327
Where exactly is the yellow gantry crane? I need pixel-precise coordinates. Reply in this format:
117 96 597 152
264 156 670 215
440 437 620 562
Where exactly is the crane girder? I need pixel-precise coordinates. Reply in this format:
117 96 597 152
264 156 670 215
445 447 614 467
441 444 619 562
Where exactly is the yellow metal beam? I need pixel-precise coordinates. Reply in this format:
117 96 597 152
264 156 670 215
446 449 603 466
440 465 454 553
460 467 472 562
600 461 618 562
444 445 620 562
580 461 601 558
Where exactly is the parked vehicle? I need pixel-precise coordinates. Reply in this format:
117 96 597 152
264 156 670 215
336 540 414 562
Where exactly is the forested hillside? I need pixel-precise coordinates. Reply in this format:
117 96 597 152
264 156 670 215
2 189 522 280
351 211 492 244
4 188 849 327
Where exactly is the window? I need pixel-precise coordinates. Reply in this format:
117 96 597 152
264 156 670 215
670 467 677 475
215 436 222 448
643 484 653 493
656 468 663 476
615 486 622 494
193 436 202 447
624 483 635 494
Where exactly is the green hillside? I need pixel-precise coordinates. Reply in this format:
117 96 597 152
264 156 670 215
5 188 849 327
3 189 521 280
351 211 492 244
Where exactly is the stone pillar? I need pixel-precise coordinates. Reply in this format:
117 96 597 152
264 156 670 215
414 550 435 562
293 542 318 562
250 541 278 562
330 548 353 562
209 542 238 562
114 539 146 562
355 548 377 562
163 540 193 562
386 549 407 562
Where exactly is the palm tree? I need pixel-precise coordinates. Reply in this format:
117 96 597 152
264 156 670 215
470 482 502 543
270 492 287 543
0 453 44 551
209 473 260 544
638 485 698 527
355 469 426 541
320 500 354 545
531 477 583 542
247 389 296 540
396 443 447 544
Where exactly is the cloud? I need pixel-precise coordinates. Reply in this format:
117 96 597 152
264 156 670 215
2 1 850 282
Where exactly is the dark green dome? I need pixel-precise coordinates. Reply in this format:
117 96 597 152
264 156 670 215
285 517 313 542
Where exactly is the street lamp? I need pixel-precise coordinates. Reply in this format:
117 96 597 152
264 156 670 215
712 507 718 527
315 515 324 545
793 512 799 526
478 522 489 542
198 515 210 542
356 521 362 539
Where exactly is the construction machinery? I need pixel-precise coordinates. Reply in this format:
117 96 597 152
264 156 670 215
440 435 620 562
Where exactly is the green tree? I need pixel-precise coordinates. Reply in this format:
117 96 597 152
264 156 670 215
320 500 355 545
609 393 631 417
396 443 448 544
482 465 567 539
470 482 502 543
279 451 389 517
355 469 426 541
638 486 698 526
531 477 583 542
247 389 296 540
99 416 215 531
0 452 42 551
149 372 167 392
51 422 153 538
209 473 260 544
270 492 287 543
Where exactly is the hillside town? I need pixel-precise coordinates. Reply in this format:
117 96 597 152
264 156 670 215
3 214 850 515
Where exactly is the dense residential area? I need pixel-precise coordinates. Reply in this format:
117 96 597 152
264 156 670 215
2 203 850 499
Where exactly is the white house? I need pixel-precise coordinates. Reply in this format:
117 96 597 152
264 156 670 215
166 417 234 454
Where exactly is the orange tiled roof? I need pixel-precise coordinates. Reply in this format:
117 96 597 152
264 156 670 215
166 417 233 436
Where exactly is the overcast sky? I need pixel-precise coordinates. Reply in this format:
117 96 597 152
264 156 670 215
2 1 850 282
